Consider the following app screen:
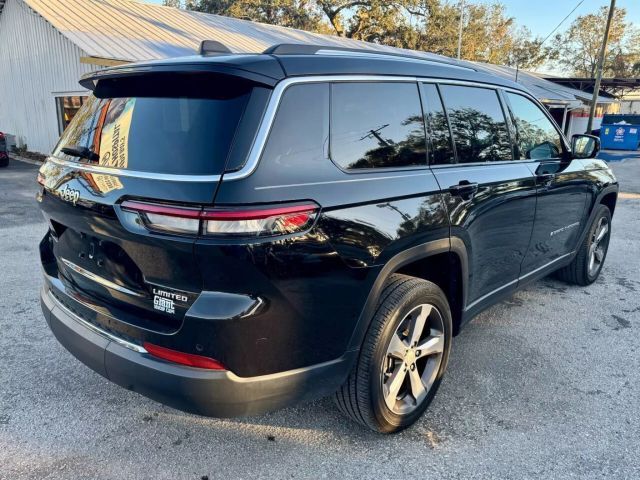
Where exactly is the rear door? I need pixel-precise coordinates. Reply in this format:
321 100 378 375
421 82 537 312
503 91 589 275
38 73 259 335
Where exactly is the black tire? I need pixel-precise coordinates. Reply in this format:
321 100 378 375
555 204 612 286
334 274 452 433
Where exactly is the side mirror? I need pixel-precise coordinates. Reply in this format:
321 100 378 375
571 134 600 159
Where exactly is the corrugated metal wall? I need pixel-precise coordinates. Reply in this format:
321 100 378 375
0 0 98 153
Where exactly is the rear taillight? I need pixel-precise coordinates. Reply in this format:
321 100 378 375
121 201 318 237
143 342 226 370
122 201 201 235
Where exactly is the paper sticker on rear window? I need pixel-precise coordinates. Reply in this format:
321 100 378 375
100 98 135 169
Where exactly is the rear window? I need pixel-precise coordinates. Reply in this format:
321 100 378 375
53 75 251 175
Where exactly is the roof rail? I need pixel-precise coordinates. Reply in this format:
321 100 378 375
199 40 232 55
262 43 475 71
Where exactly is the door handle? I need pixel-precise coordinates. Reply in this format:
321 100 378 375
449 181 479 199
536 173 555 185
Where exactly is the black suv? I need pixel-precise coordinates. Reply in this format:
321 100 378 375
37 44 618 433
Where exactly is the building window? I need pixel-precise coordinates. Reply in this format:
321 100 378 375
55 96 87 134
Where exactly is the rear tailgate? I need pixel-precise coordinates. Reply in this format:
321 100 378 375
38 71 267 337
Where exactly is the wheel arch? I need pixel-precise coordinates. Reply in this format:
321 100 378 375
347 237 469 351
600 190 618 216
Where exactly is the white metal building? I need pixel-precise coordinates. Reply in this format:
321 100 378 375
0 0 614 154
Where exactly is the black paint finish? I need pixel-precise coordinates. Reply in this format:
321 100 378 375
38 51 619 414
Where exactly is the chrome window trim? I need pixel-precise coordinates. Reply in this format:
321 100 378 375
46 156 222 183
44 74 534 183
226 75 529 182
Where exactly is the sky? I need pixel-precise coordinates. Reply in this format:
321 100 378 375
481 0 639 39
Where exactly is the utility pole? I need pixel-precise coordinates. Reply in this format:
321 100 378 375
586 0 616 133
457 0 464 59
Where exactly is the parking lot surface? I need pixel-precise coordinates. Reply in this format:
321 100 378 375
1 160 639 479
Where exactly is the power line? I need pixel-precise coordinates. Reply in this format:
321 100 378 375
541 0 585 45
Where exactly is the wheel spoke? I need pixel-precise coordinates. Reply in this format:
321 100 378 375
589 252 596 272
387 333 407 360
417 334 444 357
595 248 604 262
596 224 608 243
409 368 427 404
408 304 431 346
385 365 407 404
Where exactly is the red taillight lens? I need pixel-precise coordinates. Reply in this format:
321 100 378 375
143 342 226 370
120 201 318 237
121 200 201 235
203 204 317 236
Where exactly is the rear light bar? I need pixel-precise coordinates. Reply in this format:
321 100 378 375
143 342 226 370
121 200 318 237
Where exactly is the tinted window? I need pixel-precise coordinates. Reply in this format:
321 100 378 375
421 83 455 165
331 82 426 170
52 78 251 175
261 83 329 169
506 92 563 159
439 85 512 163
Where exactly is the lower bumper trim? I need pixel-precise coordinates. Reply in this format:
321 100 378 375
42 285 356 417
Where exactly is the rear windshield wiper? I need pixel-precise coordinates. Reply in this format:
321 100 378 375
61 145 99 162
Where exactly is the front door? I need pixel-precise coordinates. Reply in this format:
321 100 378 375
503 92 589 276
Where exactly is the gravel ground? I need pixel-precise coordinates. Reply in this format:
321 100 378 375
1 161 639 479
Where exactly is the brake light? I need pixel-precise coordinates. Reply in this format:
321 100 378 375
203 205 317 236
143 342 226 370
121 201 318 237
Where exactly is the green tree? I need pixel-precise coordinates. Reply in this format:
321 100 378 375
184 0 330 32
165 0 552 69
552 6 640 77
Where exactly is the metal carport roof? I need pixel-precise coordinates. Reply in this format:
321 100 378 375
8 0 611 107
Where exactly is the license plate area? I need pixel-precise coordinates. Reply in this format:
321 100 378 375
55 230 146 300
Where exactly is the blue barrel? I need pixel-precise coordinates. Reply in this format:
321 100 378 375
600 123 640 150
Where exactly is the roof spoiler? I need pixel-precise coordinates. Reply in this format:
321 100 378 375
78 62 281 91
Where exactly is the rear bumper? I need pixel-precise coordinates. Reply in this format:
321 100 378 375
41 285 356 417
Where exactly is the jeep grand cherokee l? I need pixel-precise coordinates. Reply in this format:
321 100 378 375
37 43 618 433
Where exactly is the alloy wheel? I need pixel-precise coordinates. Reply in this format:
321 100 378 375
381 304 445 415
588 216 609 277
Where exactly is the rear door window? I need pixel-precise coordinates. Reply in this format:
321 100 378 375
330 82 426 170
506 92 563 160
53 76 252 175
439 85 512 164
421 83 455 165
